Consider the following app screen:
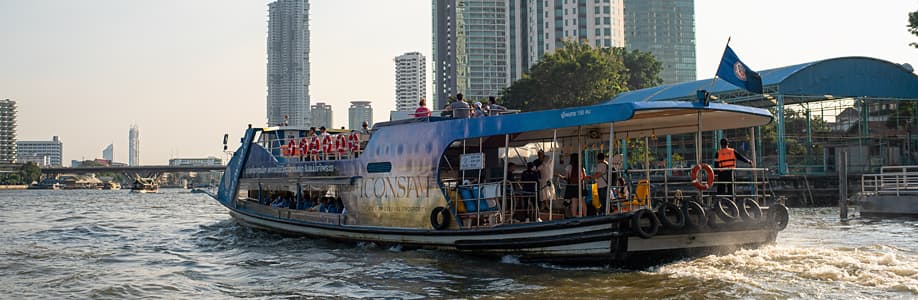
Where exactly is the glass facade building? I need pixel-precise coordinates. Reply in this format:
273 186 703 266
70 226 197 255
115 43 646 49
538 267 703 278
623 0 696 84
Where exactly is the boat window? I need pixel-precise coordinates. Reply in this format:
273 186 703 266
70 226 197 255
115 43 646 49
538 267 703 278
367 162 392 173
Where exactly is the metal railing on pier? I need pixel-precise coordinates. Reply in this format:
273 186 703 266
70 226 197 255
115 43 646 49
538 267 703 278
861 165 918 196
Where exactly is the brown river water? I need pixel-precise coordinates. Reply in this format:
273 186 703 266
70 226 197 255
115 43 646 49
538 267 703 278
1 189 915 299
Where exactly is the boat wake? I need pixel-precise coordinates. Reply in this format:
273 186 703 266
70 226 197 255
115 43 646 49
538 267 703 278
655 244 918 298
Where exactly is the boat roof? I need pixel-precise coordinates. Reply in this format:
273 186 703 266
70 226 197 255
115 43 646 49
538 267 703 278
374 101 772 142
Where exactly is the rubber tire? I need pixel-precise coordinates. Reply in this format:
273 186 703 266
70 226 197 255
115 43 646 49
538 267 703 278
768 203 790 231
683 201 707 229
738 198 763 222
657 202 685 229
631 209 660 239
430 207 451 230
715 198 740 223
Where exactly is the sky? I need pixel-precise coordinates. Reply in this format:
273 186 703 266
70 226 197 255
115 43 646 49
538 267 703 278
0 0 915 166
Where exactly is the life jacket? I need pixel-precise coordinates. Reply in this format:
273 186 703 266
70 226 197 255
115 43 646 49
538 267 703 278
717 147 737 168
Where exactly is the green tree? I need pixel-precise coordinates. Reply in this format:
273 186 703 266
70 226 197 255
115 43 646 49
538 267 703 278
19 162 41 184
501 41 641 111
615 48 663 90
910 10 918 48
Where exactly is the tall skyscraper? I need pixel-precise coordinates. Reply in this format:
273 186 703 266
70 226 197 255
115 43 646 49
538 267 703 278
310 102 333 129
395 52 427 112
348 101 373 130
102 144 113 161
0 99 16 163
526 0 624 68
16 136 62 167
433 0 510 109
623 0 695 84
267 0 311 127
129 124 140 166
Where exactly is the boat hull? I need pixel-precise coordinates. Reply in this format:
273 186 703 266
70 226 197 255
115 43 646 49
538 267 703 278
225 205 778 267
859 195 918 217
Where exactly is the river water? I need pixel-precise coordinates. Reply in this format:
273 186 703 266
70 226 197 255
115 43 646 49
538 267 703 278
1 190 916 299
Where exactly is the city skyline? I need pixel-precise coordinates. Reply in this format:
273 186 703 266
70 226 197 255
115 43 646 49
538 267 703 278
0 1 915 165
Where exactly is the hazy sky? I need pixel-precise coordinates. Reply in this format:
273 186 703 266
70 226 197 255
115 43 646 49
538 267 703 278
0 0 915 165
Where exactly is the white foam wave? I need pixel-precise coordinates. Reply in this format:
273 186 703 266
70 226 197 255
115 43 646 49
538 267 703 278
656 245 918 297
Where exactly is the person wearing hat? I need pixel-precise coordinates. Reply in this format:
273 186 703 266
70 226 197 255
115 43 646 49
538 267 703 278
471 101 487 118
359 121 370 134
715 138 752 195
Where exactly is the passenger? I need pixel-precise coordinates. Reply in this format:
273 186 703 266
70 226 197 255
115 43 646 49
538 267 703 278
471 102 487 118
505 162 518 181
359 121 371 135
487 96 507 116
715 138 752 196
414 98 432 118
561 153 585 218
586 153 610 216
535 150 555 208
448 93 471 118
520 162 540 193
615 177 630 202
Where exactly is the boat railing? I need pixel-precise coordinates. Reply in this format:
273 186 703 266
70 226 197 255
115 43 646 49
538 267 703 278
450 180 540 227
861 166 918 196
623 167 772 208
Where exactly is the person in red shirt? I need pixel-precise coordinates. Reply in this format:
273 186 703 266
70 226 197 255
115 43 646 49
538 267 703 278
414 98 431 118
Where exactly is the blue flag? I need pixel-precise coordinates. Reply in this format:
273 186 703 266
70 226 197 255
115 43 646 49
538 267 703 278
716 45 763 94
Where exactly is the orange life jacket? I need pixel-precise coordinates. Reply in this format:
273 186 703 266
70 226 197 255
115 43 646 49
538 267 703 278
717 147 737 168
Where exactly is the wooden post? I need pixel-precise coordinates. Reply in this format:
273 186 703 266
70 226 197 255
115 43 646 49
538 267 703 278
839 151 848 221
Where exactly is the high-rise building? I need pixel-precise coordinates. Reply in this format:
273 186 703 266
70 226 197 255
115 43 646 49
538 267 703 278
16 136 62 167
394 52 427 112
0 99 16 163
267 0 311 127
348 101 373 130
129 124 140 166
310 102 333 129
433 0 510 109
623 0 695 84
526 0 624 68
102 144 113 161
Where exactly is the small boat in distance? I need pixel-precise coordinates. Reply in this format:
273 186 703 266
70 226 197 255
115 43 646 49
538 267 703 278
130 176 159 193
210 100 789 267
102 181 121 190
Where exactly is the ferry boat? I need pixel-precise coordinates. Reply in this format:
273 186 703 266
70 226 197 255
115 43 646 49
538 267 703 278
130 177 159 193
210 100 790 266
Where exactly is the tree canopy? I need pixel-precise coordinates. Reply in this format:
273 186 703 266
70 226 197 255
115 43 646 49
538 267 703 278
500 41 662 111
910 10 918 48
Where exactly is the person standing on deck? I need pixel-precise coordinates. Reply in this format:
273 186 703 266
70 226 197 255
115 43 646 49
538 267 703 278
586 153 610 215
536 150 555 209
715 138 752 196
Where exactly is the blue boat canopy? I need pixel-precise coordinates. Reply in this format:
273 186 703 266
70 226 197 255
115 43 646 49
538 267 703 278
605 57 918 105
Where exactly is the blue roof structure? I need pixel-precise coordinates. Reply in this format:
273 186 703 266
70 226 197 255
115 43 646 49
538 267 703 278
606 57 918 104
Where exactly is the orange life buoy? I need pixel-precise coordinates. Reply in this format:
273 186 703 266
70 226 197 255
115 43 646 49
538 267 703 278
690 163 716 190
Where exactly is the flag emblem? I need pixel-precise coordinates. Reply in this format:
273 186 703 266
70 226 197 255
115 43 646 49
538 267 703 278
733 62 746 81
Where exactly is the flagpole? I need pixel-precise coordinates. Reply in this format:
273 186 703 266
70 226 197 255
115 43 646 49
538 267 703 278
707 36 732 90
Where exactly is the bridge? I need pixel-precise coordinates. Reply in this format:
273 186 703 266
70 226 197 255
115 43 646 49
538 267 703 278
40 165 226 175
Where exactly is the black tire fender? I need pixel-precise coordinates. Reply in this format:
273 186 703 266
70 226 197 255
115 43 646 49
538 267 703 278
768 203 790 231
738 198 763 222
715 198 740 223
631 208 660 239
430 207 451 230
683 200 707 229
657 202 685 229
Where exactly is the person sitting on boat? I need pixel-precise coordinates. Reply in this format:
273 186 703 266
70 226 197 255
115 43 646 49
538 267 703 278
270 196 289 208
487 96 507 116
359 121 370 135
471 102 487 118
447 93 471 118
715 138 752 196
414 98 431 118
560 153 586 218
